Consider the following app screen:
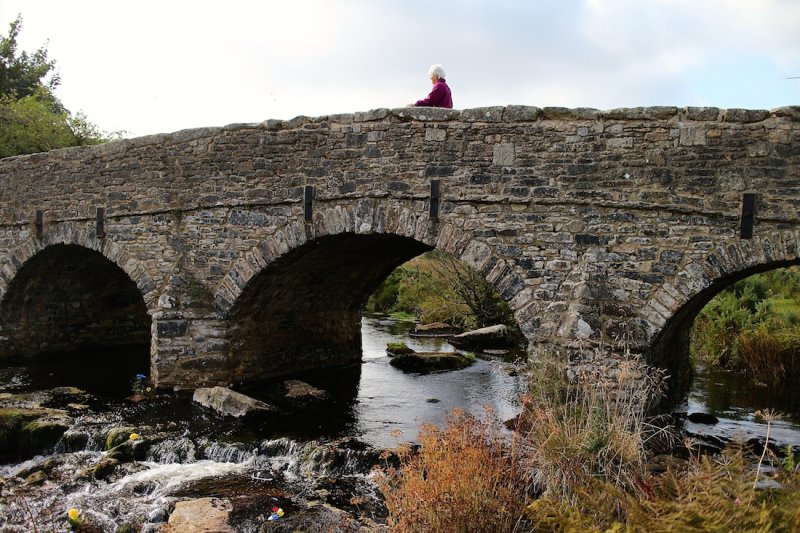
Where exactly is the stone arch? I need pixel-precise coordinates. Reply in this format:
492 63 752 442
213 199 529 317
0 240 153 369
644 229 800 399
212 198 531 384
0 224 159 310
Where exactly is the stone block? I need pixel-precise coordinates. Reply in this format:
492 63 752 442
492 143 515 166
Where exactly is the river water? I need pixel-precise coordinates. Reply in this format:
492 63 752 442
0 316 526 531
1 316 797 531
678 362 800 451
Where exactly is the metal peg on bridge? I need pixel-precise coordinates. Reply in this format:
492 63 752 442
96 207 106 239
739 193 758 239
304 185 314 222
35 210 43 240
430 179 441 219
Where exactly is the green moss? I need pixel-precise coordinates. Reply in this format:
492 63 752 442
387 342 414 356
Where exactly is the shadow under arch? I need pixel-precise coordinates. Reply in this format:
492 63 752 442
227 233 433 384
648 257 800 405
0 244 151 392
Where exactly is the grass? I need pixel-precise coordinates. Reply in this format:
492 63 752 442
377 353 800 532
376 408 531 533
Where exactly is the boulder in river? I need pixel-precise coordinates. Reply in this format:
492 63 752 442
448 324 514 350
0 406 72 463
165 497 235 533
390 352 474 373
281 380 331 408
193 386 277 417
687 412 720 425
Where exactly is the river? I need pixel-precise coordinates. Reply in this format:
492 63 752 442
0 315 797 532
0 315 526 532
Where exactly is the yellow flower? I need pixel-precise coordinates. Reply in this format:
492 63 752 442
129 433 139 441
68 508 80 520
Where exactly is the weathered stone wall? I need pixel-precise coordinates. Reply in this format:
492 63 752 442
0 105 798 391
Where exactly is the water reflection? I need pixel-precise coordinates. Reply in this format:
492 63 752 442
681 363 800 448
244 316 526 448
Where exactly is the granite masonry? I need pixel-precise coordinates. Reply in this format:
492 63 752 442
0 105 798 397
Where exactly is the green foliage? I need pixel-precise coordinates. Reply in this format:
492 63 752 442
0 15 115 158
0 15 59 99
365 251 522 340
0 89 75 157
691 267 800 383
365 267 409 313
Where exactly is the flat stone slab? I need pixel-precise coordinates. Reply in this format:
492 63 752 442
448 324 513 350
411 322 461 337
165 497 234 533
192 387 276 418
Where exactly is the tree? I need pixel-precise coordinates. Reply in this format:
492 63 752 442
0 15 112 158
0 15 60 103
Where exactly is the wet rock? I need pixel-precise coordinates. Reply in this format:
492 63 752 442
282 380 332 407
105 426 138 450
411 322 460 336
92 457 119 480
386 343 415 356
193 386 278 417
62 428 90 451
24 470 47 485
104 427 148 462
687 412 719 425
0 407 72 462
448 324 513 350
389 352 473 373
257 501 368 533
165 497 234 533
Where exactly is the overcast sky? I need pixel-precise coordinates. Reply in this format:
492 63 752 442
2 0 799 138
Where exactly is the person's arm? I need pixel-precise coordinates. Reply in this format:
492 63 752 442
415 83 445 107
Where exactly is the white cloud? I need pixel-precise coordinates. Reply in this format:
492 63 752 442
2 0 797 136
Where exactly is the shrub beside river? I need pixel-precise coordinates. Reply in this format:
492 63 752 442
691 267 800 385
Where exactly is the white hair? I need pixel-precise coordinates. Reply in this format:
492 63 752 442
428 64 446 79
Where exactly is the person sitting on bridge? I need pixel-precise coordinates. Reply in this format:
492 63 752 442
410 64 453 108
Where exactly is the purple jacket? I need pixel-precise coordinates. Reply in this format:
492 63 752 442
415 79 453 108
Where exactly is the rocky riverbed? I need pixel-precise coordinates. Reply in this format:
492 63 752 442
0 385 395 532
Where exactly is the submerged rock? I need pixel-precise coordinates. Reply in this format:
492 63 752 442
257 501 378 533
389 352 473 373
448 324 514 350
282 380 332 407
687 412 720 425
193 386 277 417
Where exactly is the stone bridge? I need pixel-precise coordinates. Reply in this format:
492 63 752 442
1 105 798 396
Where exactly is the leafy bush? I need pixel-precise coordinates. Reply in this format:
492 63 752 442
691 267 800 383
365 251 523 345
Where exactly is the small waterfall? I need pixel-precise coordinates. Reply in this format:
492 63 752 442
199 439 258 464
146 437 197 464
257 437 390 479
